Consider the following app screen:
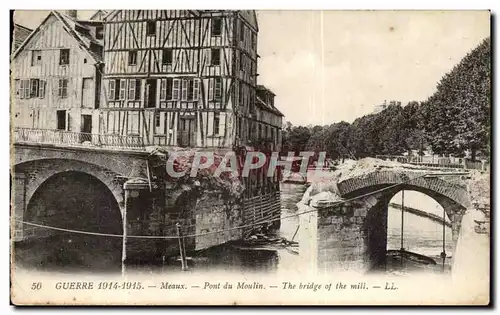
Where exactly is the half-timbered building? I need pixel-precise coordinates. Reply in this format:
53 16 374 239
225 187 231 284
101 10 267 148
11 10 104 134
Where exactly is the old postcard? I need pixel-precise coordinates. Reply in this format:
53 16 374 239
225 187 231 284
9 9 491 305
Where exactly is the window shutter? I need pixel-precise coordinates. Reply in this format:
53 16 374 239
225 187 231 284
215 78 222 99
109 80 115 100
119 79 127 100
160 79 166 100
193 79 200 101
39 80 45 99
58 79 62 98
208 112 214 136
172 79 180 100
25 80 31 98
127 79 135 100
208 78 214 101
181 79 188 101
135 80 141 100
219 112 226 136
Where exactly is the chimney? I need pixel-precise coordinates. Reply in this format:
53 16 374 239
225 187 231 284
65 10 78 19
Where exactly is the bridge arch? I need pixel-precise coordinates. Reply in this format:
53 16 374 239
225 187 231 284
14 158 126 214
337 171 471 209
311 170 471 272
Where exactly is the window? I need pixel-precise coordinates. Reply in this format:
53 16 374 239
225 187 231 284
160 78 173 100
128 51 137 65
209 77 223 100
172 79 181 100
128 79 141 100
19 80 30 99
179 78 201 101
95 26 104 40
212 17 222 36
146 21 156 36
251 33 256 49
30 79 39 98
31 50 42 66
162 49 173 65
119 79 127 100
58 79 68 98
214 77 222 100
155 112 160 127
57 110 66 130
211 48 220 66
59 49 70 65
213 112 220 135
240 21 245 42
109 80 116 100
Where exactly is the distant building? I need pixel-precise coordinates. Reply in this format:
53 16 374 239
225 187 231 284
373 100 401 114
253 85 283 150
11 10 104 133
12 23 32 54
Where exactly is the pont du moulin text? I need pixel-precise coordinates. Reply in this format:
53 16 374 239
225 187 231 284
202 281 264 290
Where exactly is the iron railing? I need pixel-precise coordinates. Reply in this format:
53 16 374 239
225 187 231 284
375 154 488 171
13 127 145 150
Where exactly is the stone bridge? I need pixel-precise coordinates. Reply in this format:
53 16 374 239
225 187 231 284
11 134 261 265
11 141 183 263
298 158 479 274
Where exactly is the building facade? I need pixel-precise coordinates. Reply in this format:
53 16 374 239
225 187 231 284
101 10 282 149
11 10 104 134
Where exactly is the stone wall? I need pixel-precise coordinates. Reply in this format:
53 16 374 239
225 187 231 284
194 193 243 250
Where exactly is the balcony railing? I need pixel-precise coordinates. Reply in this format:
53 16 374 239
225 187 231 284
13 128 145 150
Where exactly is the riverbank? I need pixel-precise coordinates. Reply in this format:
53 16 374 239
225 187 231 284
389 203 451 227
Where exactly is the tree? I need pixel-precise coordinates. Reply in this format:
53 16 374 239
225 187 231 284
423 37 491 160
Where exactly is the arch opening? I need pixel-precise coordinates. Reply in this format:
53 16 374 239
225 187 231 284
16 171 123 272
365 188 457 274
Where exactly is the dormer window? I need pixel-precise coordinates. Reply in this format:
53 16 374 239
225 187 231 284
95 26 104 40
146 21 156 36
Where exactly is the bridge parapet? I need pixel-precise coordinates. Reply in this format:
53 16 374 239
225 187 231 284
13 127 146 151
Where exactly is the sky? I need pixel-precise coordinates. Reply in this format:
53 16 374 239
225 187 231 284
13 10 490 126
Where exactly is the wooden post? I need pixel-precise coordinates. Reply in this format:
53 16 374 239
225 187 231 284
176 223 187 271
400 190 405 267
121 189 129 277
441 207 447 271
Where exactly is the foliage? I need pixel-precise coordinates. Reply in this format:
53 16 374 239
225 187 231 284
285 37 490 162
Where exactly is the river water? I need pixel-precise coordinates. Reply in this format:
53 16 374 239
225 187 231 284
13 183 453 275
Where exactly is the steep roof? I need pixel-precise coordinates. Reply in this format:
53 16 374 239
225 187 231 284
104 10 200 22
256 96 284 117
12 23 32 53
89 10 109 21
11 10 103 63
